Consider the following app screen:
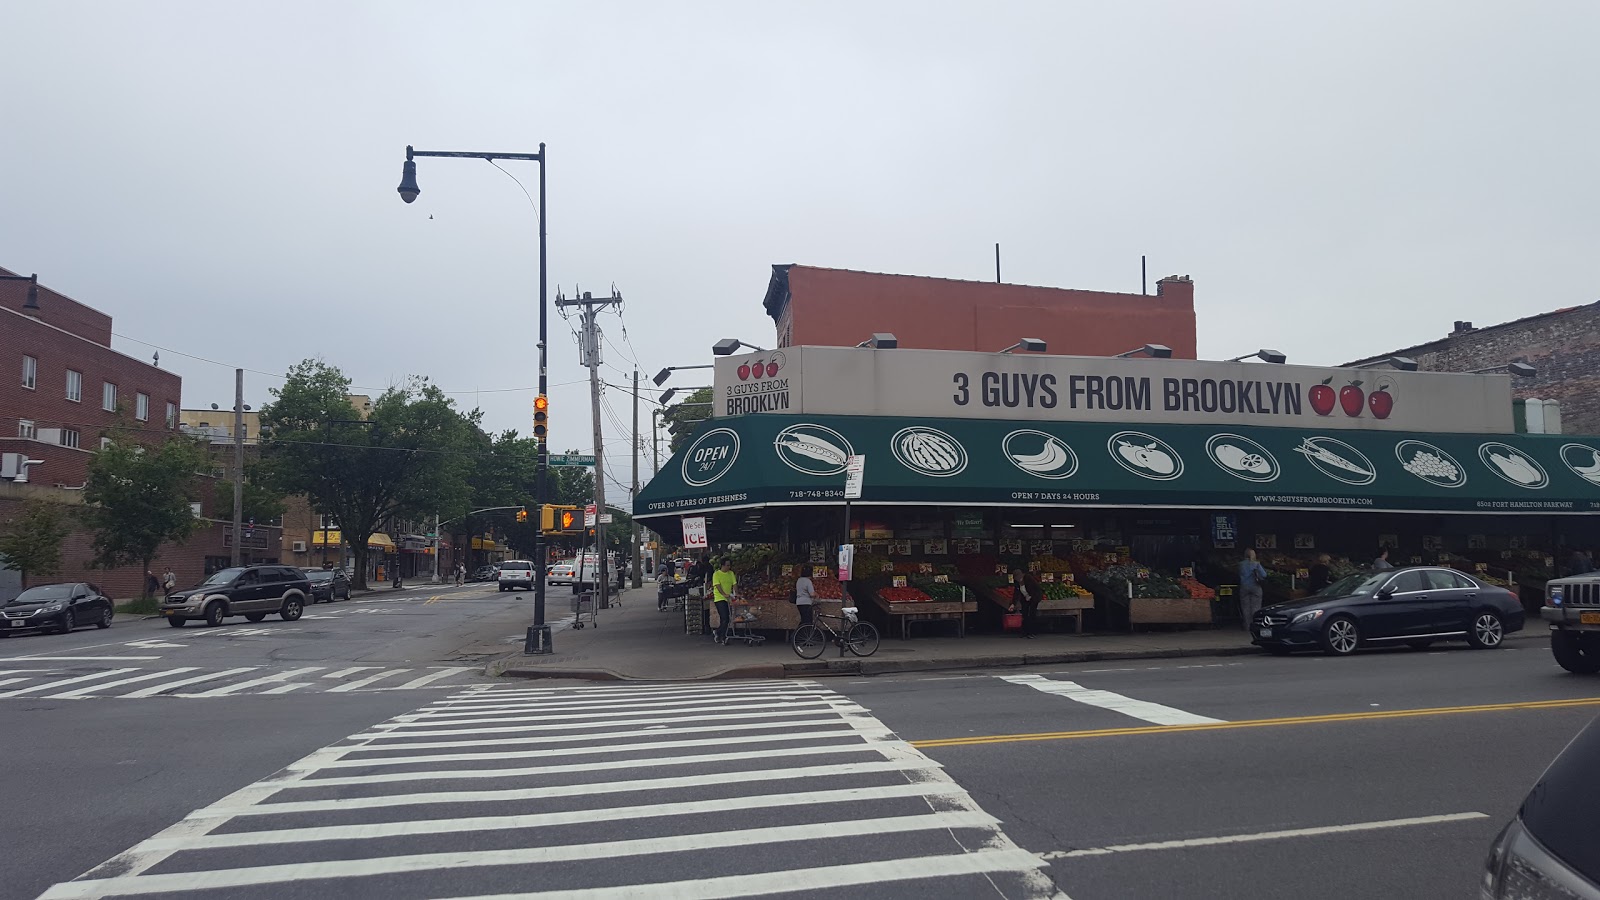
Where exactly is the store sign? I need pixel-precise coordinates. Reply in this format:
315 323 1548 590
714 347 1514 433
1211 513 1238 548
844 454 866 499
681 516 707 549
838 544 854 581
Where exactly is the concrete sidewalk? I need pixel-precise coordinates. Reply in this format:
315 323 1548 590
490 585 1543 681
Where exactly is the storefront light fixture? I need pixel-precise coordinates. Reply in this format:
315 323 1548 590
1000 338 1047 354
1354 356 1419 371
856 333 898 349
712 338 766 356
1228 348 1287 364
653 364 713 387
1115 343 1173 359
1472 361 1537 378
660 386 712 404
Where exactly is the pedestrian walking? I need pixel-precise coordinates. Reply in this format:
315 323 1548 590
1238 549 1267 628
794 570 816 627
1307 554 1332 594
1372 547 1394 571
455 563 465 586
144 569 161 600
1017 569 1042 638
711 557 737 645
161 566 177 599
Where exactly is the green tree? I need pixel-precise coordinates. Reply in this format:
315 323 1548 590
260 361 480 589
81 435 208 595
663 389 713 453
217 460 288 525
0 500 71 585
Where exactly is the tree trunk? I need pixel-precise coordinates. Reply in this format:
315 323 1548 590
351 544 369 591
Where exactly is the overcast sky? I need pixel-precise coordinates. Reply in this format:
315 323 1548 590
4 1 1596 502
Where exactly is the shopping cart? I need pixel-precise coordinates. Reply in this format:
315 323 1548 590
725 604 766 646
570 590 597 630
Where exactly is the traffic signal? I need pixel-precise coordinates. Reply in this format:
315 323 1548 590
516 508 528 523
533 395 549 442
559 508 580 533
541 504 579 535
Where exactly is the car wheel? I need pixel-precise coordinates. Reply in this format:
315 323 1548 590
203 602 226 627
167 616 186 628
280 596 304 621
245 613 268 622
1467 611 1505 649
1406 639 1435 651
1552 630 1600 674
1320 616 1361 656
57 609 76 634
97 604 113 629
1265 645 1292 656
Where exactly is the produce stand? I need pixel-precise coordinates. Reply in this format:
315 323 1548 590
868 591 977 639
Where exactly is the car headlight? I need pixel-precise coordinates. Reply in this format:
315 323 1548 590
1292 609 1325 624
1482 817 1599 899
41 603 65 613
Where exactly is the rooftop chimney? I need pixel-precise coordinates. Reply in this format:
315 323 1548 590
1452 320 1475 335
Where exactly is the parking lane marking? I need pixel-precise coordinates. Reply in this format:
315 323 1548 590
998 673 1225 726
1043 812 1490 859
913 695 1600 748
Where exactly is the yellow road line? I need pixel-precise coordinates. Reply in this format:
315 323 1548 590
910 696 1600 748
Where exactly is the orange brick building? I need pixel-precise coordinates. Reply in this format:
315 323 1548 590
761 265 1198 358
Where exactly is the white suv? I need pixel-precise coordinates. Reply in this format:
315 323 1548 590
497 560 535 592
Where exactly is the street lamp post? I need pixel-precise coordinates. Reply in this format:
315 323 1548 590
397 144 554 654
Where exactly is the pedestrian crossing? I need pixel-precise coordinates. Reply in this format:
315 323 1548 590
39 680 1068 899
0 664 482 700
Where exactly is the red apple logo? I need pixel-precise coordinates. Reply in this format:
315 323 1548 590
766 361 779 377
737 363 750 380
1309 378 1337 416
1368 380 1394 419
1339 381 1365 417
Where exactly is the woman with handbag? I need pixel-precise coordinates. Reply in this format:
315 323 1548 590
1017 569 1042 639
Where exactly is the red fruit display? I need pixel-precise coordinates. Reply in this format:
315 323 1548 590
1339 381 1365 417
1309 378 1337 416
737 363 750 380
1368 382 1394 419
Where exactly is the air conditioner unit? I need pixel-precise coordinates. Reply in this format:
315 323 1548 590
292 541 308 553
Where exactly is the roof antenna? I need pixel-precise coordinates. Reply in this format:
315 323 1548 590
1142 255 1147 295
994 243 1001 284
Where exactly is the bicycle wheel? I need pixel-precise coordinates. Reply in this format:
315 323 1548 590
792 624 827 659
845 621 880 657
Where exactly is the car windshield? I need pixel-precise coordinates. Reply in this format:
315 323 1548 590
304 571 333 583
202 567 246 586
15 584 74 602
1316 572 1391 597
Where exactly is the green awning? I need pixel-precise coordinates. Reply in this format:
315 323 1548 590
636 415 1600 518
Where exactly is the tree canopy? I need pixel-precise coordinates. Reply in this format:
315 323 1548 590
81 433 208 589
0 500 71 583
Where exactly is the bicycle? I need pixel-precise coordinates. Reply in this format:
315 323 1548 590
791 606 880 659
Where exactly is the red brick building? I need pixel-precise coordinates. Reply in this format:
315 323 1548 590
762 265 1198 358
0 267 276 599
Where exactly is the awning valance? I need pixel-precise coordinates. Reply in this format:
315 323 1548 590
635 415 1600 518
311 530 396 549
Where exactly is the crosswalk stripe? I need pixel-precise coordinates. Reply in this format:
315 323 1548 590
181 667 324 698
351 705 862 740
120 667 260 698
191 757 942 819
401 690 831 717
46 667 200 699
340 716 851 752
382 698 839 729
442 680 805 702
389 667 475 690
46 812 1002 897
0 668 140 697
323 667 379 680
998 673 1225 726
326 668 409 692
0 677 30 688
260 683 310 695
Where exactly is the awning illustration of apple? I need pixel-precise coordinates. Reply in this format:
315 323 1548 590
1339 380 1365 417
1368 378 1395 419
1310 378 1336 416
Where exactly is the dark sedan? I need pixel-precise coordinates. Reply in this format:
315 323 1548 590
0 583 114 635
301 568 350 603
1482 713 1600 898
469 565 498 583
1251 566 1523 656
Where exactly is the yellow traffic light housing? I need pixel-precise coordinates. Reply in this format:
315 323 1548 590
540 505 555 531
541 504 580 535
533 394 549 442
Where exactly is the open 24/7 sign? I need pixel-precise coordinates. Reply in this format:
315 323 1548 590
682 516 707 549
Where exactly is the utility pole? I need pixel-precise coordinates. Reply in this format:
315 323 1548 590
631 368 641 589
231 368 245 567
431 512 440 583
555 288 622 606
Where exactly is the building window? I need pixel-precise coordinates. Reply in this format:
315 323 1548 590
21 355 37 390
191 502 204 518
166 402 177 429
18 420 34 439
100 436 113 450
136 392 149 421
60 429 80 449
65 369 82 402
102 382 117 412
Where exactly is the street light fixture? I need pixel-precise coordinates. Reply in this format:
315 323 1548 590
395 142 554 655
999 338 1047 354
1115 343 1172 359
1355 356 1419 372
856 333 898 349
653 364 713 387
1229 348 1287 364
712 338 765 356
1472 361 1538 378
661 386 713 405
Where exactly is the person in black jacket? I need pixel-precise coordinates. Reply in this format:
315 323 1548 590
1307 554 1333 594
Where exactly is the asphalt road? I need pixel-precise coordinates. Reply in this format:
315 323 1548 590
6 603 1595 900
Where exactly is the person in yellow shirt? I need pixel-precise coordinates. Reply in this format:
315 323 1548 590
711 558 738 645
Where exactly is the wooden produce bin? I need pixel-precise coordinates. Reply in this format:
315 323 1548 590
1129 596 1212 625
869 593 977 639
1037 594 1093 634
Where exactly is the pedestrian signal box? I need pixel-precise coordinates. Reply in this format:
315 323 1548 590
541 504 580 534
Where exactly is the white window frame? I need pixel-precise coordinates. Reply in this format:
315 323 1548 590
166 402 177 429
135 392 149 421
102 382 117 412
65 369 82 402
60 428 80 449
21 355 36 390
18 419 34 439
100 436 113 450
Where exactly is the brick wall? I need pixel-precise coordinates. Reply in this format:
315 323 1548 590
1 306 181 486
1345 301 1600 436
1 267 114 345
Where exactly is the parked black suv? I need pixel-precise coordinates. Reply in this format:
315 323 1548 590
161 565 310 627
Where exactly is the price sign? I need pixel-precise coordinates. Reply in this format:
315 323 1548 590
1179 567 1194 577
1468 534 1487 549
892 575 907 587
1255 534 1277 549
1501 550 1513 559
881 562 895 573
924 539 948 555
1476 563 1488 573
1030 540 1053 556
1000 539 1023 555
1064 573 1075 583
1136 568 1150 580
934 574 949 583
918 562 934 574
780 565 794 577
994 564 1010 575
1410 556 1423 565
1115 546 1131 555
1104 552 1119 564
1040 572 1056 583
1546 557 1557 568
954 538 981 555
1073 540 1092 551
889 541 912 555
813 566 830 580
1028 561 1042 572
1294 534 1315 549
1296 568 1310 579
